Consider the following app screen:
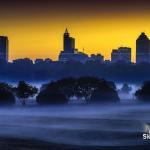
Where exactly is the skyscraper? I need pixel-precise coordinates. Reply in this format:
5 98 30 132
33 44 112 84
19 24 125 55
111 47 131 63
63 28 75 53
0 36 8 62
136 32 150 63
59 29 89 63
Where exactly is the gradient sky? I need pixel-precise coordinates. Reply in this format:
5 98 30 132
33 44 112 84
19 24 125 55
1 0 150 62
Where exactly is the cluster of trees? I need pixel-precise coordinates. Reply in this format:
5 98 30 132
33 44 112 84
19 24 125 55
0 83 15 105
0 81 37 106
0 60 150 83
0 77 120 106
37 77 119 104
0 77 150 106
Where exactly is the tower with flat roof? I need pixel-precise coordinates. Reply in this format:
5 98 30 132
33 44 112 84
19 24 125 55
136 32 150 63
0 36 8 62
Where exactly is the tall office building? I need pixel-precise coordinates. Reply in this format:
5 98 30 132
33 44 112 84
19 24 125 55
0 36 8 62
59 29 89 63
63 28 75 53
136 32 150 63
111 47 131 63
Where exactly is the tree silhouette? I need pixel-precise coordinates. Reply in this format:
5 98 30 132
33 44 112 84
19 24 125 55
0 82 15 105
36 83 68 105
90 80 119 103
36 77 119 105
15 81 38 106
135 81 150 102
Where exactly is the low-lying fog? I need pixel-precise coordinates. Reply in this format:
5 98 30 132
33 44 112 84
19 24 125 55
0 104 150 146
0 83 149 146
116 84 140 101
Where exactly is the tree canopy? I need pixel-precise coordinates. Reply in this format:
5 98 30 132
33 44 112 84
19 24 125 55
36 77 119 105
0 82 15 105
135 81 150 102
15 81 38 105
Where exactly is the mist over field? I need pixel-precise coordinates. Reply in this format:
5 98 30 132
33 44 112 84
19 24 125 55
0 103 150 146
0 82 149 149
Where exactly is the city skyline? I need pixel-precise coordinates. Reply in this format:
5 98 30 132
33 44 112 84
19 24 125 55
6 29 150 62
1 0 150 62
3 28 150 64
2 30 150 63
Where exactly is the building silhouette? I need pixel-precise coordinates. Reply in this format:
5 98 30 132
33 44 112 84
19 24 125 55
111 47 131 63
35 59 44 64
59 29 89 63
89 54 104 62
35 58 52 64
13 58 33 65
0 36 8 62
63 28 75 53
136 32 150 63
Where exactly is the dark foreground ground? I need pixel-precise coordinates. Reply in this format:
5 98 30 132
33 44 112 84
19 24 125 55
0 104 150 150
0 137 150 150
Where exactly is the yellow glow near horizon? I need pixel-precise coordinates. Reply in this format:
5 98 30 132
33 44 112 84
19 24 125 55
1 14 150 62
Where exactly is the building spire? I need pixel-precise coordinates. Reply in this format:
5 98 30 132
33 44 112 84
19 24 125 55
65 28 69 34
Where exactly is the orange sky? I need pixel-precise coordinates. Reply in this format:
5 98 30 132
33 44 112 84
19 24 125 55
1 0 150 62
